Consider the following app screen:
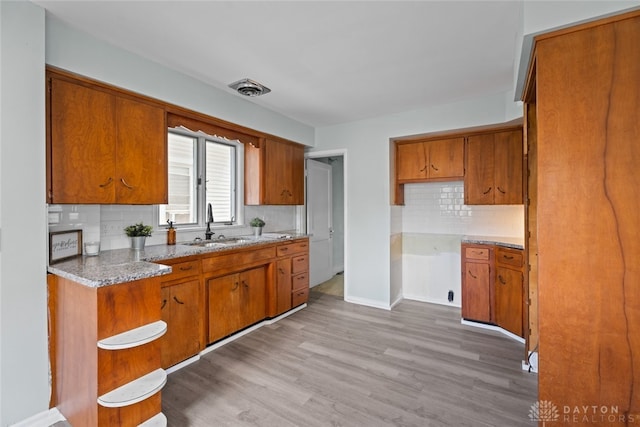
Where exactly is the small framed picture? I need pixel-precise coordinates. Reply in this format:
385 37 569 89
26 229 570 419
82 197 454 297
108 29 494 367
49 229 83 263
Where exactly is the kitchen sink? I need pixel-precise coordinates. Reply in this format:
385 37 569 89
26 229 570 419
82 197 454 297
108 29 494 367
182 237 256 248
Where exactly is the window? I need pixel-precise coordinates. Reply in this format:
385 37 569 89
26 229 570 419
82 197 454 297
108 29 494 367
158 128 242 228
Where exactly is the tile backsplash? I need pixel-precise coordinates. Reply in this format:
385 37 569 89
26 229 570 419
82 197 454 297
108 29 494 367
402 181 524 237
47 204 300 254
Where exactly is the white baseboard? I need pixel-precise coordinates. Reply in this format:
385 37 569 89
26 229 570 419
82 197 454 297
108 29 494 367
403 294 461 308
11 407 65 427
460 319 525 344
344 295 391 310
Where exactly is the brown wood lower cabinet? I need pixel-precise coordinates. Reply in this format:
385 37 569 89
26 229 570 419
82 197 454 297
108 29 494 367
272 240 310 316
461 244 493 323
48 274 164 426
207 266 266 343
161 278 203 368
461 243 524 337
495 267 523 337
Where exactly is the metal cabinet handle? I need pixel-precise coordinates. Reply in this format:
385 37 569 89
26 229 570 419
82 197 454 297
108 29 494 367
180 265 194 271
232 282 239 291
161 299 167 309
278 268 285 274
173 296 184 305
503 255 514 260
99 177 113 188
431 164 439 171
120 178 134 190
468 270 477 279
483 187 492 195
497 186 506 194
242 280 248 288
498 275 507 285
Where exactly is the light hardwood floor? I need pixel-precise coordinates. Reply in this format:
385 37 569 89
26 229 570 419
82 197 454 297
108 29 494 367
162 291 537 426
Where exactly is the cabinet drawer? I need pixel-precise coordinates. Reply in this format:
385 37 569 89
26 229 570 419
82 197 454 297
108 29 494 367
291 255 308 275
292 287 309 307
292 272 309 291
201 247 276 273
465 247 490 260
161 260 200 284
496 248 523 268
277 240 309 257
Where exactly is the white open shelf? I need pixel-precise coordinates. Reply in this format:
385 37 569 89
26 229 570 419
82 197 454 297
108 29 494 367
98 320 167 350
139 412 167 427
98 368 167 408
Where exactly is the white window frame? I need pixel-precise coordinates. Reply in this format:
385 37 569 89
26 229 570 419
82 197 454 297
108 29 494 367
156 127 244 231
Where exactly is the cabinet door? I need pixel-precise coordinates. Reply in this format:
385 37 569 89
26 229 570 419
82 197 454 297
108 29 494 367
493 130 523 205
396 142 428 181
275 259 292 315
495 267 523 337
115 97 167 204
262 140 304 205
240 266 266 327
461 261 492 322
428 138 464 179
207 274 241 343
162 279 202 368
464 134 495 205
49 78 117 203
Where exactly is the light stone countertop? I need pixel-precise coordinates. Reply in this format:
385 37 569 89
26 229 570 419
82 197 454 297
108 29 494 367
461 235 525 250
48 233 306 288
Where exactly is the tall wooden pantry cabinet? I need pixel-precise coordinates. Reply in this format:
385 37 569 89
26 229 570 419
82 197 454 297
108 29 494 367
523 9 640 419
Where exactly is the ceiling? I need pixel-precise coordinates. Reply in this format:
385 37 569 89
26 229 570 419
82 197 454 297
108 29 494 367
34 1 523 128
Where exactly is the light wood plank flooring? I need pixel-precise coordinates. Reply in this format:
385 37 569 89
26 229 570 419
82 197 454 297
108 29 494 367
162 291 537 426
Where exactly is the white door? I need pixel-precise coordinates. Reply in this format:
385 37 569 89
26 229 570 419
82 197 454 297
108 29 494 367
307 159 333 287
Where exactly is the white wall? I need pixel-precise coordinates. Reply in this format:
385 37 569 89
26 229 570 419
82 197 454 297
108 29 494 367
0 2 49 425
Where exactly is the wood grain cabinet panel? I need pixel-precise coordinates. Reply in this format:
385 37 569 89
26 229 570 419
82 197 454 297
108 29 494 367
160 278 203 369
461 255 492 323
524 10 640 412
495 267 523 337
465 129 523 205
47 72 167 204
269 240 310 317
49 275 164 426
462 243 525 338
207 266 266 343
396 137 464 182
245 138 305 205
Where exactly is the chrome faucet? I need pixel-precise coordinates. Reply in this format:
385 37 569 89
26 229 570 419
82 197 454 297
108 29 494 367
205 203 215 240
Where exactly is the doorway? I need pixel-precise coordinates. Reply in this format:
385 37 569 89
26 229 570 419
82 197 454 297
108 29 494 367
305 151 346 298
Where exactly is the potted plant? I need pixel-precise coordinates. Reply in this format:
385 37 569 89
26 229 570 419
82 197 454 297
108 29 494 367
124 222 153 250
249 217 265 237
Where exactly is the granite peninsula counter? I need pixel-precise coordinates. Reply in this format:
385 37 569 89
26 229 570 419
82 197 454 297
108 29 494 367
47 233 305 288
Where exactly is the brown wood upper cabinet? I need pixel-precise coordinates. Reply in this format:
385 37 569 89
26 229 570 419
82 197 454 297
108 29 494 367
396 137 464 182
245 138 305 205
464 129 523 205
48 74 167 204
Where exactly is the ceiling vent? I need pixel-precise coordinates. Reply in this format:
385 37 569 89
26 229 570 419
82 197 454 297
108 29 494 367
228 78 271 97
